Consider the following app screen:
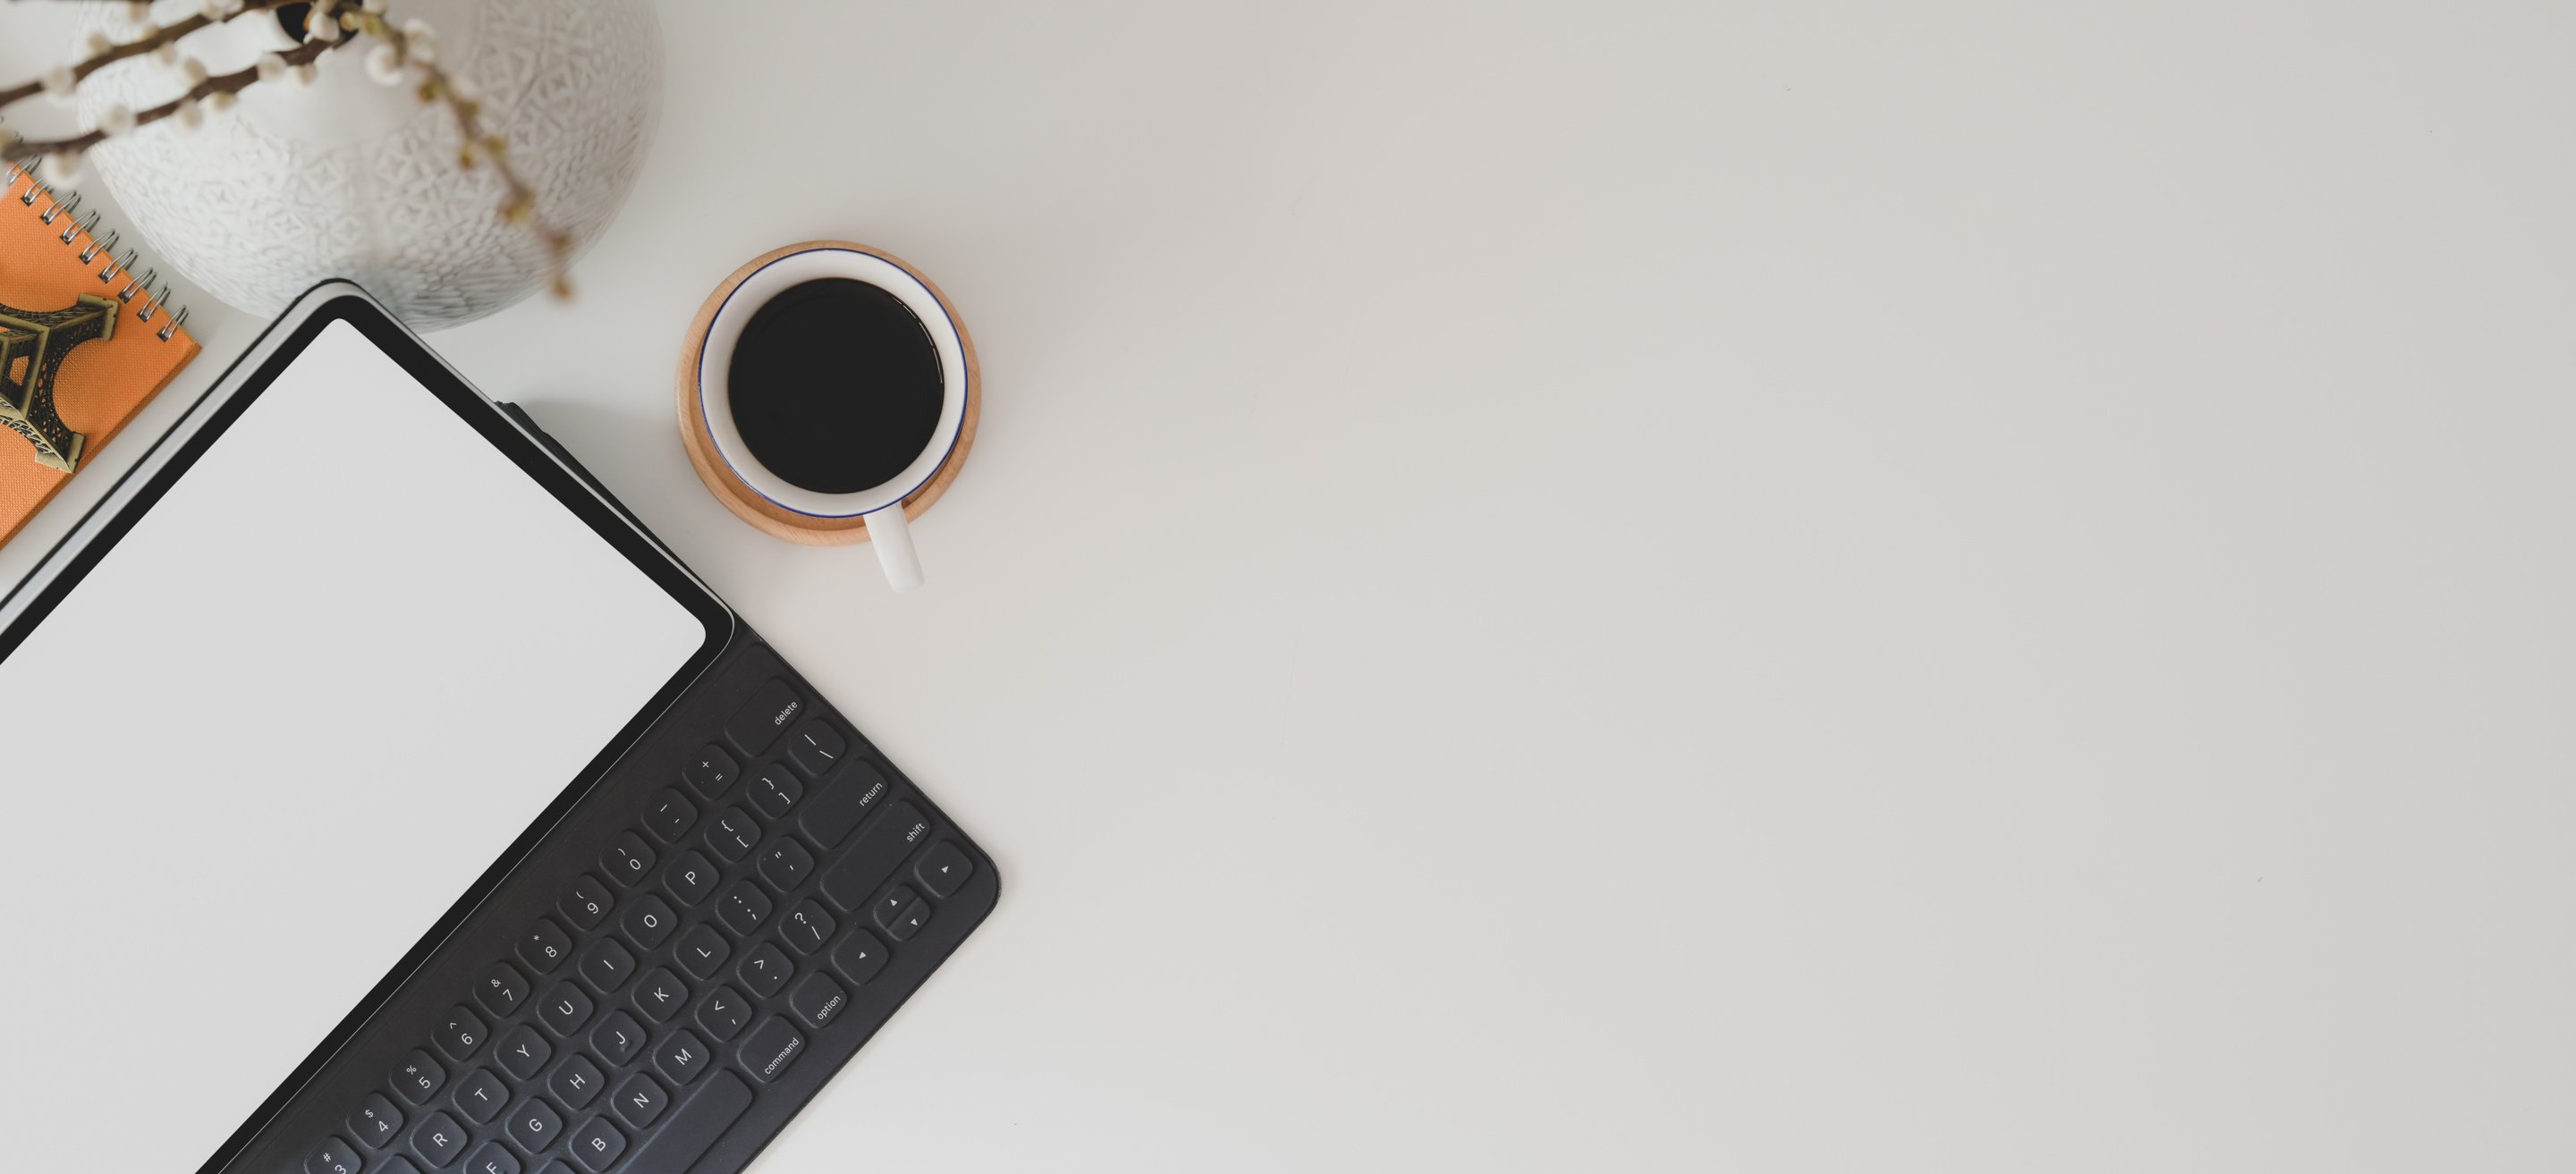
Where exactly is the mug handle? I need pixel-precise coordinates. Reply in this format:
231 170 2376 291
865 503 924 592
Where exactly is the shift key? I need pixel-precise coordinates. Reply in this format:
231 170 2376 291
818 803 934 913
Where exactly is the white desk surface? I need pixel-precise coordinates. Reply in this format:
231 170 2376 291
7 4 2575 1170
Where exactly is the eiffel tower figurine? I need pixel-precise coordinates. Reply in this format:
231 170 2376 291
0 291 116 473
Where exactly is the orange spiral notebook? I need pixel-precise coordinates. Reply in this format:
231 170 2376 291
1 156 199 549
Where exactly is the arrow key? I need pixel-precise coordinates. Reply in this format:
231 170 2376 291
885 897 930 942
914 840 973 898
831 929 889 985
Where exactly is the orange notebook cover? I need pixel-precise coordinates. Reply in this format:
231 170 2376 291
1 162 199 548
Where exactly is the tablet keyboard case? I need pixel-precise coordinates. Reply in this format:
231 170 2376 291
231 407 1000 1174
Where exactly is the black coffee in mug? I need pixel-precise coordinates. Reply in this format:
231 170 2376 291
726 277 945 494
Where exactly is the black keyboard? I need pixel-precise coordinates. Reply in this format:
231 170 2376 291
272 643 997 1174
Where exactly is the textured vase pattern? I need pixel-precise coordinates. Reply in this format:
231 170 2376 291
78 0 660 330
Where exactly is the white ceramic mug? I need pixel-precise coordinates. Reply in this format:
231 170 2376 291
692 246 972 592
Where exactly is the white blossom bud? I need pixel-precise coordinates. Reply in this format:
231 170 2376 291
306 10 343 43
153 42 182 68
199 0 244 18
178 57 209 87
123 2 151 24
402 21 438 64
97 104 138 136
204 89 237 114
80 32 116 58
363 0 387 11
39 150 84 186
40 65 77 100
255 52 284 83
174 98 204 130
445 73 479 103
364 44 404 85
288 62 318 88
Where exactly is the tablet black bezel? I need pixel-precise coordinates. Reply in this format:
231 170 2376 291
0 289 735 1174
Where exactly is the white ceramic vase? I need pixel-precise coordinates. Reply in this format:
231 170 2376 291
76 0 660 330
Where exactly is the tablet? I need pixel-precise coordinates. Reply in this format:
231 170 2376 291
0 285 996 1174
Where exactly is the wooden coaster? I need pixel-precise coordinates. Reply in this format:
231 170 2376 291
677 241 980 546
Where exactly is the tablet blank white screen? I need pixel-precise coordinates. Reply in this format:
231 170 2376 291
0 319 707 1172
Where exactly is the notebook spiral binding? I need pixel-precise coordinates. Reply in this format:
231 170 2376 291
4 155 191 342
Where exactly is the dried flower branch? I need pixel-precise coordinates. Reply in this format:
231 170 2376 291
346 8 575 298
3 38 340 170
0 0 294 111
2 0 577 300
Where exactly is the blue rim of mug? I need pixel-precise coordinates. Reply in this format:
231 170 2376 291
696 247 971 519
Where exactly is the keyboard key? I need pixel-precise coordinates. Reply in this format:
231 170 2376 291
534 1164 575 1174
786 718 847 776
306 1136 362 1174
550 1053 607 1111
872 884 919 931
738 942 793 999
817 801 929 910
781 900 837 954
740 1016 807 1082
798 761 891 849
391 1050 446 1104
885 896 931 941
467 1142 521 1174
633 967 691 1022
695 984 751 1042
590 1010 648 1067
496 1025 552 1080
602 832 657 887
674 924 731 980
577 937 636 993
645 787 699 842
378 1159 422 1174
612 1073 669 1129
746 764 804 819
348 1092 404 1149
559 875 615 930
790 973 849 1030
716 880 773 935
620 1071 750 1173
476 961 529 1018
682 745 738 798
453 1067 510 1123
519 917 573 974
831 929 888 985
539 982 595 1037
705 807 761 862
623 892 679 949
569 1117 627 1172
411 1111 470 1168
758 837 816 891
915 840 975 898
725 678 804 755
435 1007 487 1060
662 849 721 907
506 1097 564 1153
655 1028 712 1085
